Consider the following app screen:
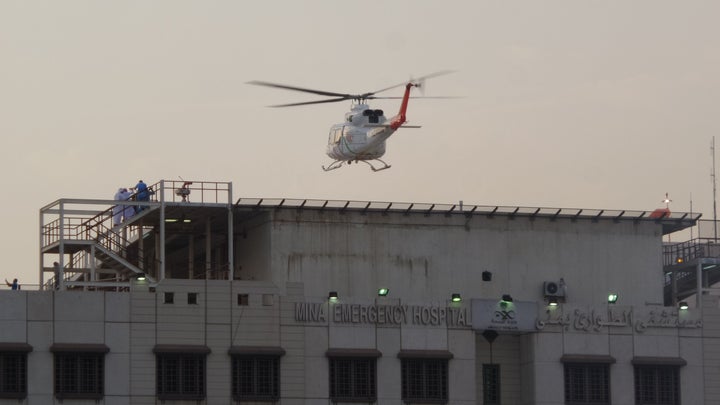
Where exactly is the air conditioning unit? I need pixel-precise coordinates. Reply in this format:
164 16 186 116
544 281 565 297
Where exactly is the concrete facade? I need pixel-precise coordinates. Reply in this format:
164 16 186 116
7 198 718 404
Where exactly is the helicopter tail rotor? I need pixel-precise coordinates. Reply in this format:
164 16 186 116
415 77 426 96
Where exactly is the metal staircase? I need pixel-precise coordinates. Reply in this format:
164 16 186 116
663 226 720 305
40 180 235 290
41 193 159 290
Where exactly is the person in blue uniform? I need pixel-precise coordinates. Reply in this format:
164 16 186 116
5 278 19 290
134 180 149 212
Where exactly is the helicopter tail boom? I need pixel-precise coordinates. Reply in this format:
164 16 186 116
389 83 418 130
364 124 421 129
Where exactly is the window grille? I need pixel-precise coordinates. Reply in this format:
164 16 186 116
54 352 104 399
231 355 280 401
401 358 448 403
329 357 376 402
483 363 500 405
563 363 609 405
156 353 206 400
634 365 679 405
0 352 27 398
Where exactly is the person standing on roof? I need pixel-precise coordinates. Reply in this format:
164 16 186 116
113 188 125 226
5 278 19 290
135 180 149 213
120 187 135 221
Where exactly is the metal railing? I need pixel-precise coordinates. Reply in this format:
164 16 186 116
235 197 700 222
40 180 233 288
663 238 720 266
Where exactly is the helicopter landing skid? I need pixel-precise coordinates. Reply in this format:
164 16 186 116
322 160 345 172
322 158 391 172
361 158 391 172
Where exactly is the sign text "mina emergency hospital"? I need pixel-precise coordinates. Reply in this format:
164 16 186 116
294 302 469 327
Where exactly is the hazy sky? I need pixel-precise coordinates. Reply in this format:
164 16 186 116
2 1 719 286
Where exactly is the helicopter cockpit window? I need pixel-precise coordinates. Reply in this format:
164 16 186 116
333 128 342 144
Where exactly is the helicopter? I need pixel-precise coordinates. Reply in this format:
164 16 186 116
248 71 453 172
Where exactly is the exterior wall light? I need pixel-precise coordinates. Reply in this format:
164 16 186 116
676 257 684 264
328 291 338 302
678 301 689 310
136 273 146 281
377 288 389 296
547 296 558 306
501 294 513 303
607 293 618 304
451 293 462 302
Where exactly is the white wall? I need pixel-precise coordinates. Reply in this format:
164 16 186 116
268 209 663 307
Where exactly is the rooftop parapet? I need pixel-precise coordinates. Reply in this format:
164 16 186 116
236 197 699 235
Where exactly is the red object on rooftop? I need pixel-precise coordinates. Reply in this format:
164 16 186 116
649 208 671 219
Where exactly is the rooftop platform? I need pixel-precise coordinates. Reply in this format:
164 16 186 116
39 179 701 292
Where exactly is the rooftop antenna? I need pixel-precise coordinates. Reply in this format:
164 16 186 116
662 193 672 243
690 193 694 241
662 192 672 209
713 137 718 241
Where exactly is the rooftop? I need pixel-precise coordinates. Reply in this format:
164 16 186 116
236 197 700 235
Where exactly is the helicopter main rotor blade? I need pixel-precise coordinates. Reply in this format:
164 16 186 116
371 96 463 100
247 80 353 98
269 97 351 108
368 70 456 96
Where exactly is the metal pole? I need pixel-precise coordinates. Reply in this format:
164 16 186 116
206 219 212 278
228 182 234 281
59 201 65 290
690 193 694 241
39 208 43 288
160 180 166 281
697 261 703 312
713 137 718 241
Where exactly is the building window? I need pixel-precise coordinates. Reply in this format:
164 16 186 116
155 345 209 401
53 352 105 399
230 347 285 402
483 364 500 405
564 363 610 405
634 365 680 405
0 351 28 399
329 357 377 402
238 294 249 306
401 358 449 403
164 292 174 304
188 292 198 305
232 356 280 401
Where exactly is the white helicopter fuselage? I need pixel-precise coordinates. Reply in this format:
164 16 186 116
250 71 450 171
326 104 395 161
